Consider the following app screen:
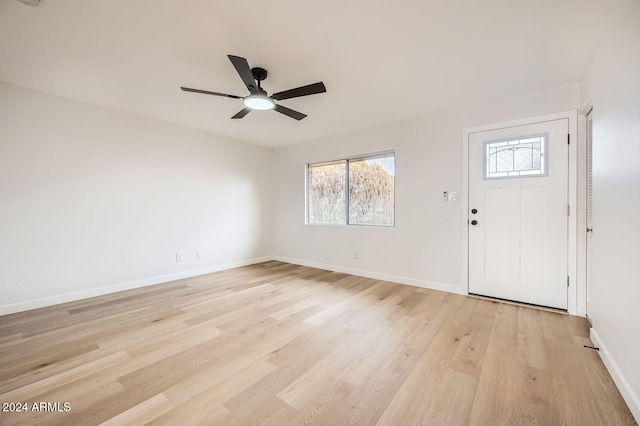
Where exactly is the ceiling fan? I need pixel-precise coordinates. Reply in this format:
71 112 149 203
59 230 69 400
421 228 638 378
181 55 326 121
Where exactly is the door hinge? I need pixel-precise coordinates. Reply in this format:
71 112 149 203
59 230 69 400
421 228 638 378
567 134 570 145
567 276 570 287
567 205 570 216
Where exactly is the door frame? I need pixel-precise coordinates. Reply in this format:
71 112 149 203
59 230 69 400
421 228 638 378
462 110 582 315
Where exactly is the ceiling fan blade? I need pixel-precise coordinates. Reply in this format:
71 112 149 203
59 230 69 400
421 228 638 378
228 55 258 93
271 82 326 101
274 104 307 121
231 108 252 119
180 87 242 99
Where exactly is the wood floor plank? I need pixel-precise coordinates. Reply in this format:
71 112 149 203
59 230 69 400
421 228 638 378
146 400 230 426
305 316 425 425
0 351 131 403
0 261 634 425
224 309 365 413
340 314 420 388
162 359 277 408
0 342 100 385
467 321 527 425
302 280 384 326
98 393 173 426
276 312 393 410
1 374 125 426
517 306 549 371
376 323 469 425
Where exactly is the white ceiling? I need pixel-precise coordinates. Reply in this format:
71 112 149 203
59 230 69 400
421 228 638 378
0 0 619 147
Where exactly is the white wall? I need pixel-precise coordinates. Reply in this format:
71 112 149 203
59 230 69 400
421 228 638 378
273 82 580 293
580 0 640 419
0 83 273 314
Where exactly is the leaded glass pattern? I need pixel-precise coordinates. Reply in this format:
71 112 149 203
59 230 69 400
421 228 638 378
484 134 548 179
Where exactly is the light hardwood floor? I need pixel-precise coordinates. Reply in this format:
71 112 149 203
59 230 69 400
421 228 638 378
0 261 635 425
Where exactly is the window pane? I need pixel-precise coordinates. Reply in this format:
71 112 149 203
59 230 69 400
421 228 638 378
307 161 346 224
484 135 547 179
348 154 395 226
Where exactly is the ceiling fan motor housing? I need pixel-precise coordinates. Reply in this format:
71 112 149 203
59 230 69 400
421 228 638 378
251 67 268 82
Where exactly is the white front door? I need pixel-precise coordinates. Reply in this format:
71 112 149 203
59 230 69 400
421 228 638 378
468 118 569 309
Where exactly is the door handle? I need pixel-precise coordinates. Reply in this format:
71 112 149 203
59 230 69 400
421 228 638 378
470 220 478 225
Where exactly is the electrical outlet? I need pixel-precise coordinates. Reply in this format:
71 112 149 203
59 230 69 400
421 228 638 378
354 251 359 259
176 253 183 262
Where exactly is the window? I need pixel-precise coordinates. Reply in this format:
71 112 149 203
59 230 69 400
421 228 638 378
307 152 395 226
307 160 346 225
484 134 548 179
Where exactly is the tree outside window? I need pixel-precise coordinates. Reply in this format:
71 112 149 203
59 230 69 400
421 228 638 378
307 152 394 227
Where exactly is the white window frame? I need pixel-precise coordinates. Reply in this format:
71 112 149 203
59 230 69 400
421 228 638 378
305 151 395 227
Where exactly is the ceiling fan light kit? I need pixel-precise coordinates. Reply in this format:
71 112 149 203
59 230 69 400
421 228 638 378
181 55 326 120
243 95 275 110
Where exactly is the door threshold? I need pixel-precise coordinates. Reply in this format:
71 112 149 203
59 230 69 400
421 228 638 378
468 293 568 314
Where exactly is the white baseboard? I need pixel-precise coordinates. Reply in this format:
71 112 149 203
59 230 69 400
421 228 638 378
1 255 465 316
590 328 640 423
0 256 273 316
273 255 465 295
